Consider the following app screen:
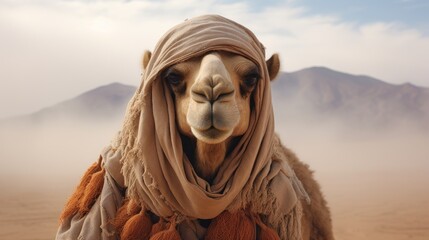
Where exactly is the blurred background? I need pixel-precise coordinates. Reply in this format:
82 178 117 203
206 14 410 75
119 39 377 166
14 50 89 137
0 0 428 239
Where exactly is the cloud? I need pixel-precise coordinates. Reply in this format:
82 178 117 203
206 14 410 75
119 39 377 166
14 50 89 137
0 0 428 118
237 5 429 86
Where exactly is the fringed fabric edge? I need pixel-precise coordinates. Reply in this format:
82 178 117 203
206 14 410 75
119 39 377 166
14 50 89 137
59 156 105 222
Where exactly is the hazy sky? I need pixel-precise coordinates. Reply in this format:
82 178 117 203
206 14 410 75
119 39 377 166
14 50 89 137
1 0 428 118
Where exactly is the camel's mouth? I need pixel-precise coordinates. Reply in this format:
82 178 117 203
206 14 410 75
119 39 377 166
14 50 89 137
186 102 239 144
190 126 233 144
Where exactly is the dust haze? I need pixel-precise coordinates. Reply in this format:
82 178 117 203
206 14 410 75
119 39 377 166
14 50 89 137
0 112 428 239
275 113 429 240
0 119 123 192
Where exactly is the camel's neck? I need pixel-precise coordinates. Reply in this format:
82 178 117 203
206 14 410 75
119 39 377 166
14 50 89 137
194 141 227 182
181 135 239 183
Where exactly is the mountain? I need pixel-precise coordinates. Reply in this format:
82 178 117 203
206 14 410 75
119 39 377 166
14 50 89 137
3 82 136 125
3 67 428 131
271 67 429 130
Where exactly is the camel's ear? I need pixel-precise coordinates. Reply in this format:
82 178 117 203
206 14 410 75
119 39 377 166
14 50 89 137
266 53 280 81
142 50 152 71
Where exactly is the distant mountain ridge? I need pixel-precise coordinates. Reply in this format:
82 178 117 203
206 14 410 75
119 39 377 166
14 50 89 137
4 67 429 130
272 67 429 129
4 82 136 125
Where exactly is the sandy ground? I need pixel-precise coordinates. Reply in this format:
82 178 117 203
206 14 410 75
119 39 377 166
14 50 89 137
324 173 429 240
0 188 63 240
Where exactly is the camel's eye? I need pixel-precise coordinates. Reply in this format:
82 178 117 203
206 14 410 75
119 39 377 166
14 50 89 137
243 69 260 87
239 67 260 98
163 68 183 86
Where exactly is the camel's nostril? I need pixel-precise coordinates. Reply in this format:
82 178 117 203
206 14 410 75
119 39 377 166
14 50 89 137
192 88 235 104
216 90 235 102
191 90 208 103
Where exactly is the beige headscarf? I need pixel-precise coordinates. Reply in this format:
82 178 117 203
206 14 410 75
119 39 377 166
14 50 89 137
118 15 307 227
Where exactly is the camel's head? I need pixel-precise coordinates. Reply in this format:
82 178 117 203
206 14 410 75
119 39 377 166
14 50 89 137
142 50 280 180
144 51 280 145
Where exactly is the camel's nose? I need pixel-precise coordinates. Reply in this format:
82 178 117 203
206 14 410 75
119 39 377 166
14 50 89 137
191 54 235 103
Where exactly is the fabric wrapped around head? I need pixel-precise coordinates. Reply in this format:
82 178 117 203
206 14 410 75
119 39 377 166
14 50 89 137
118 14 292 220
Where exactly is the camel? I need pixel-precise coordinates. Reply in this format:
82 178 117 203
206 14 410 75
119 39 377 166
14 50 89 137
56 15 334 240
144 50 334 239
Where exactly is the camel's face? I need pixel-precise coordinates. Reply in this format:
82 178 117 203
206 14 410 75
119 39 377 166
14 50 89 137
162 52 260 144
142 50 279 179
